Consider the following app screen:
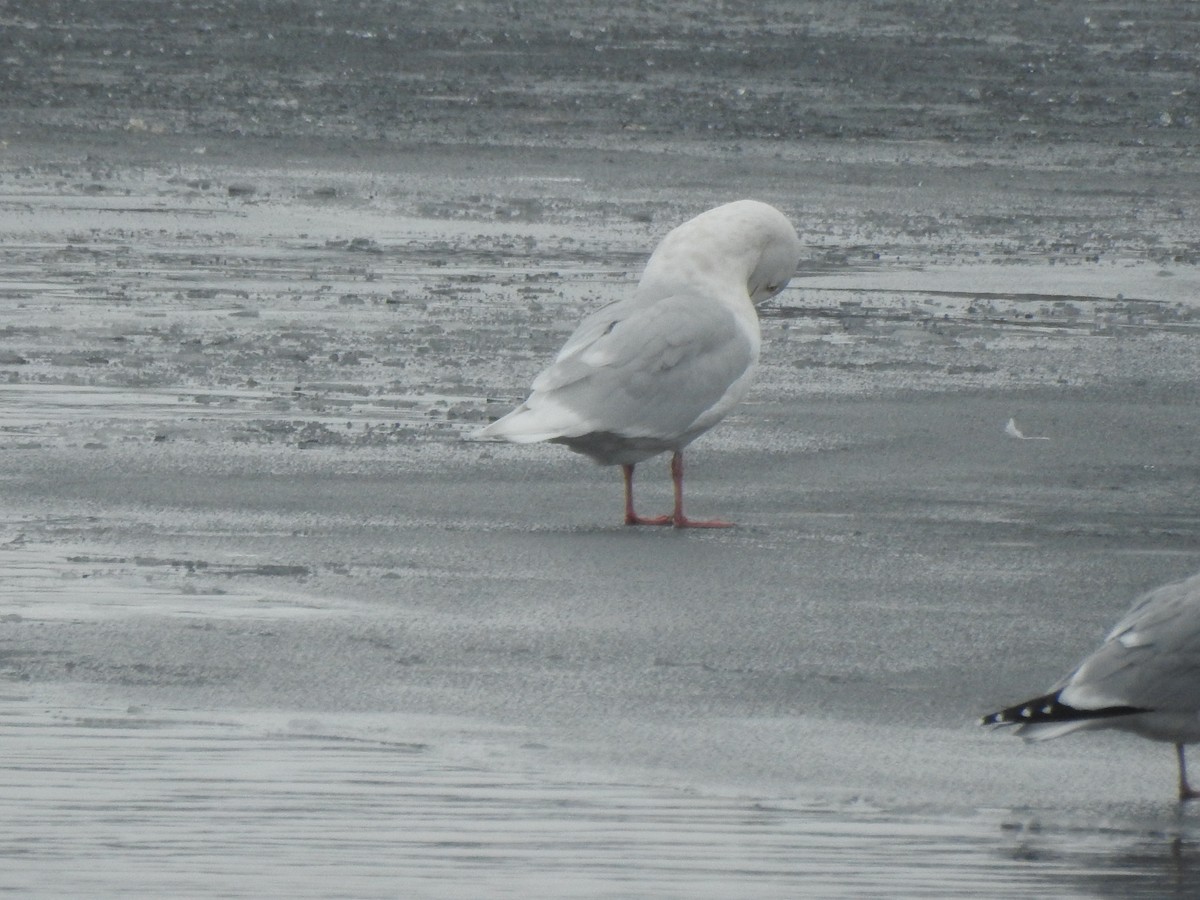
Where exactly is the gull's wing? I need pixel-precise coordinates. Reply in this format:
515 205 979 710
1059 573 1200 712
482 291 755 443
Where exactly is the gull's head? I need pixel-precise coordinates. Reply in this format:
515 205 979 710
639 199 802 305
745 207 803 305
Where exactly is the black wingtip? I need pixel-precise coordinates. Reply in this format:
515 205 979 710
980 690 1147 728
979 691 1058 728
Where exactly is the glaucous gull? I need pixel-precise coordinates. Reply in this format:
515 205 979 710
475 199 802 527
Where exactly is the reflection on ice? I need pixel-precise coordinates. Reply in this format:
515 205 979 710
0 540 330 621
796 260 1200 309
3 699 1200 899
0 382 481 448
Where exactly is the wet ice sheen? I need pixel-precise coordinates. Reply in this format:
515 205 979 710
2 700 1193 899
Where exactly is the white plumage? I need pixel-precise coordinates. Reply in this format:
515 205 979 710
475 200 802 528
982 570 1200 800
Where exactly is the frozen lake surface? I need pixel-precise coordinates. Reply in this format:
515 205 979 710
4 0 1200 895
8 695 1200 898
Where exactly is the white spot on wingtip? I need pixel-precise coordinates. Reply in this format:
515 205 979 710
1020 706 1033 718
1118 630 1149 648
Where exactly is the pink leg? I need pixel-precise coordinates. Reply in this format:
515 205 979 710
622 463 672 526
1178 744 1199 801
669 451 734 529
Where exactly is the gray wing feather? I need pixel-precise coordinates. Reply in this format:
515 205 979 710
530 293 752 438
548 296 634 365
1062 573 1200 712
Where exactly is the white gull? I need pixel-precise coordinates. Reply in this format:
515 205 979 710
474 199 802 528
982 570 1200 800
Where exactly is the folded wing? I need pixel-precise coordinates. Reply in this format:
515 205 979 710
479 291 756 446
